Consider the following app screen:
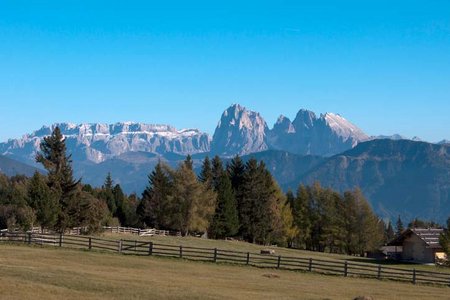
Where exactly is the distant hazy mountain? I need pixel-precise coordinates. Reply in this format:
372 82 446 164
0 122 211 164
73 152 201 195
438 139 450 145
72 149 323 197
0 155 42 177
240 150 324 188
372 134 407 140
297 139 450 223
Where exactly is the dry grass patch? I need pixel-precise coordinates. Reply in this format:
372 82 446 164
0 244 449 300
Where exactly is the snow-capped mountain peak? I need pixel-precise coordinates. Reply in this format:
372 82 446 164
0 122 211 164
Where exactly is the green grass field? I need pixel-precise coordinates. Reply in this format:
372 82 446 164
100 232 450 274
1 244 449 300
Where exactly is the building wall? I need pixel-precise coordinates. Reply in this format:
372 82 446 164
402 234 435 263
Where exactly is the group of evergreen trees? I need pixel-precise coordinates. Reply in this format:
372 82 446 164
137 154 387 254
0 127 139 233
137 155 296 245
1 127 449 256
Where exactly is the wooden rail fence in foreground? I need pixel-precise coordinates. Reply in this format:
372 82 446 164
1 232 449 287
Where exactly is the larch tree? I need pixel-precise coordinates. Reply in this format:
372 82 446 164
168 161 216 236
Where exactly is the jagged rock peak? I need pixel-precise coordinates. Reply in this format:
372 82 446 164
292 109 317 129
211 104 269 156
273 115 295 134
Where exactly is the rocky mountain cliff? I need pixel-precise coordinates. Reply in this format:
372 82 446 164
211 104 269 156
2 104 434 165
269 110 369 156
0 122 211 165
212 104 369 157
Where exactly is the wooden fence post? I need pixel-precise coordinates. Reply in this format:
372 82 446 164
88 237 92 250
118 240 122 253
27 232 32 245
213 248 217 263
179 246 183 258
148 242 153 256
246 252 250 265
344 261 348 277
412 269 416 285
59 233 63 247
377 265 382 280
308 258 313 272
277 256 281 269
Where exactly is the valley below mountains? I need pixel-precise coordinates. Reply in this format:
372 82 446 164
1 104 449 223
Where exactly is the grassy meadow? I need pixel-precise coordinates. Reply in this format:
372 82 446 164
1 244 449 300
99 232 450 274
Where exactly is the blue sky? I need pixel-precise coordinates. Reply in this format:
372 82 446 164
1 0 449 142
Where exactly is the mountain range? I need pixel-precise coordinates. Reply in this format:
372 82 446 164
1 104 449 222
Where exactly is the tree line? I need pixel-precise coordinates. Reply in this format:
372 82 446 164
0 127 449 257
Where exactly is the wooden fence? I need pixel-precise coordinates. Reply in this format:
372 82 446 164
15 226 181 237
1 231 449 287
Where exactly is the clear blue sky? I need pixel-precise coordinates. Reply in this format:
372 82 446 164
1 0 449 142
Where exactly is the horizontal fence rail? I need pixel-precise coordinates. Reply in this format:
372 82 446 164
13 226 182 237
1 231 449 287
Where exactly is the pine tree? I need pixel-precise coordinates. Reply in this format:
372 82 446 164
240 159 279 244
396 215 404 236
35 126 80 232
209 171 239 239
198 156 213 190
386 221 395 242
113 184 137 227
101 173 116 216
211 156 223 189
27 172 59 229
227 155 245 231
184 154 194 170
138 162 172 229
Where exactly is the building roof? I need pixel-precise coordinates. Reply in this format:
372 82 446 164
388 228 444 249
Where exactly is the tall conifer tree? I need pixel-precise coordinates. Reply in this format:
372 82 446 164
227 155 246 228
209 171 239 239
27 172 59 229
36 126 80 231
198 156 213 190
138 162 172 229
